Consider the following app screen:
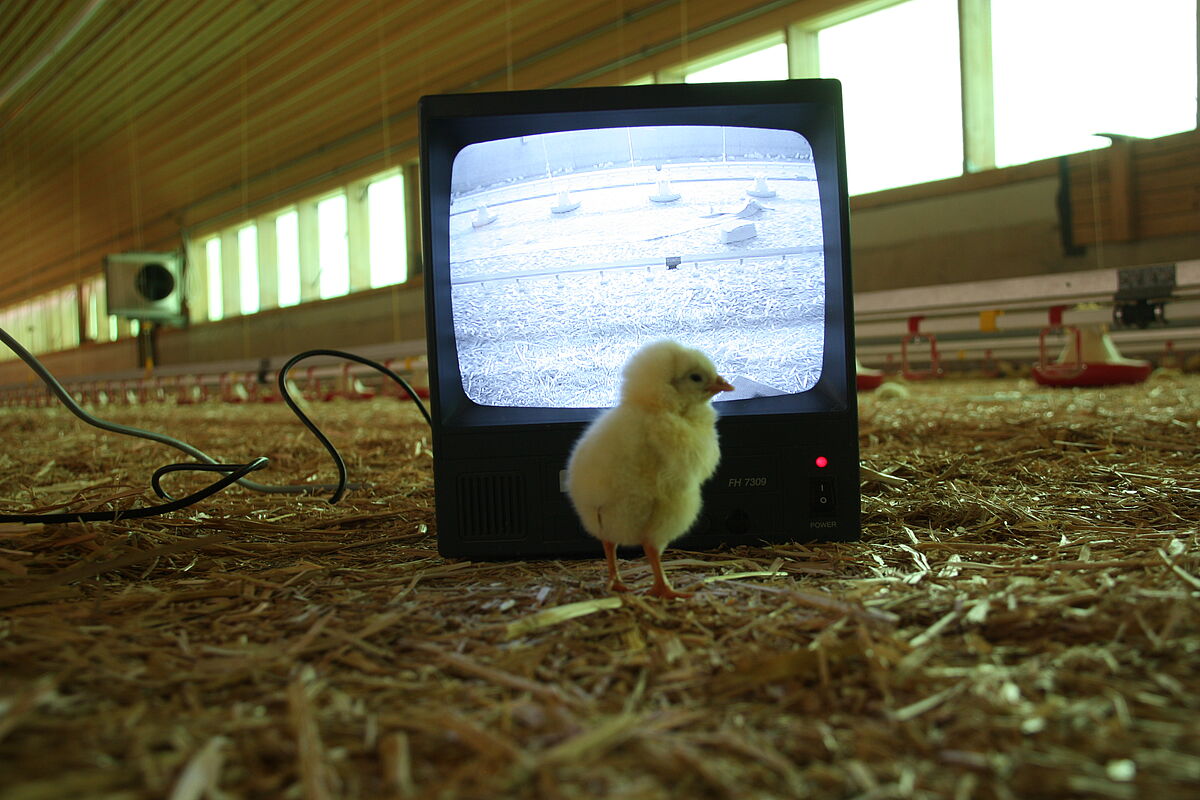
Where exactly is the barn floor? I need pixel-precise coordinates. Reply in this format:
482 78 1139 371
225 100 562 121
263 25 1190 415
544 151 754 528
1 374 1198 799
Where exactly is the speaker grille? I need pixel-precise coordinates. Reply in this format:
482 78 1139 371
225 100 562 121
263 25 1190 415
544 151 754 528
457 472 526 541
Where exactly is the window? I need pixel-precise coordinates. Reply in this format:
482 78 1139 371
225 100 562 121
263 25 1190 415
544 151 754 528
991 0 1198 167
86 286 99 342
17 304 31 351
276 210 301 308
0 288 81 358
685 40 789 83
367 173 407 288
8 306 30 354
0 309 11 361
317 193 349 299
238 224 259 315
82 276 104 343
181 166 409 322
53 288 79 352
204 236 223 321
819 0 964 195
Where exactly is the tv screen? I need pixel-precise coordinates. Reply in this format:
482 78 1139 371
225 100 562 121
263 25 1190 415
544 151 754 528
421 80 859 558
448 125 825 410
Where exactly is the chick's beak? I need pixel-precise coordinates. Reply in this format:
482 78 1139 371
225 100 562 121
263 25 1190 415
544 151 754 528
708 376 735 395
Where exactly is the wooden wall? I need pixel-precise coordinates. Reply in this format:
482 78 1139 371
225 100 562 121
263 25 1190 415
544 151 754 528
0 0 862 309
5 127 1197 387
1068 130 1200 246
154 281 426 366
1 0 1197 385
852 128 1200 293
0 281 426 385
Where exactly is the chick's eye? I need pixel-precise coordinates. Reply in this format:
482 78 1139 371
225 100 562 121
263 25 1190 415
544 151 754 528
689 373 703 383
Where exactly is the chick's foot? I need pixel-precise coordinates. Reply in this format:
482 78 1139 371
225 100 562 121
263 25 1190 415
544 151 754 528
602 540 631 594
646 583 693 600
642 543 693 599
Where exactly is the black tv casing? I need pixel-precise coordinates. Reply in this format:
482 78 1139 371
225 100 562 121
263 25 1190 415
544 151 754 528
420 80 860 560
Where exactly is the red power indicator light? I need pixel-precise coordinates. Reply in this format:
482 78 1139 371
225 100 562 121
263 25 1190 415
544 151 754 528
815 456 829 468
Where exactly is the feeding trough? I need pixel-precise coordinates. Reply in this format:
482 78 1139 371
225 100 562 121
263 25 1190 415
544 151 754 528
746 174 776 198
471 205 498 228
1032 306 1152 387
900 316 942 380
856 359 883 391
550 188 580 214
649 172 681 203
721 221 757 244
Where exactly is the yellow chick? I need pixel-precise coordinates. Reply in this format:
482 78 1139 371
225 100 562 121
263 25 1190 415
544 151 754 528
566 340 734 598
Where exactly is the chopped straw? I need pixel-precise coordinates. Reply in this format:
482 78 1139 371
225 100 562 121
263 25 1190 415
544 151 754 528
1 374 1198 798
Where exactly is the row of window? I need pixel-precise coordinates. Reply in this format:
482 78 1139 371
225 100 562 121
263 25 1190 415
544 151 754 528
0 286 83 358
1 0 1195 361
676 0 1197 195
193 170 407 321
0 277 141 360
0 170 407 362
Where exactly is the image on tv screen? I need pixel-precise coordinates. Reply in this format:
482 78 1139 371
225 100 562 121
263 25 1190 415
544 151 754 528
448 124 826 408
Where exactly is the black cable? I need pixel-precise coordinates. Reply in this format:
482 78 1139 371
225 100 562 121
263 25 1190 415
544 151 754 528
0 325 303 494
0 326 402 497
276 349 432 504
0 457 268 524
1 325 433 517
150 460 265 501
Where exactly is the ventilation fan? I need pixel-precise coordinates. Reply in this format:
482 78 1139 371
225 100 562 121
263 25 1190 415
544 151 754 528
104 252 186 324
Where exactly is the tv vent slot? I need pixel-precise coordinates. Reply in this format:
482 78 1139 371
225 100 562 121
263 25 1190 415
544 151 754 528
457 472 526 541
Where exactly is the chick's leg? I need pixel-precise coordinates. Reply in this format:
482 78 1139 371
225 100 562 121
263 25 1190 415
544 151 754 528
643 542 693 599
602 540 631 593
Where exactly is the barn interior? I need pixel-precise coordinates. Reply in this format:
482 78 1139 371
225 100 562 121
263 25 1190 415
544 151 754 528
1 1 1199 798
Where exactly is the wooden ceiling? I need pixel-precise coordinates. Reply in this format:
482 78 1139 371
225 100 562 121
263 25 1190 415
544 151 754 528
0 0 859 309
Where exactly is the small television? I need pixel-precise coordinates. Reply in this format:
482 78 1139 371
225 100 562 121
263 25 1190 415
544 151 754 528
419 79 860 559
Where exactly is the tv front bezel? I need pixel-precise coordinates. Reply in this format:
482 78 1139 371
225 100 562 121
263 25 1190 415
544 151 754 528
420 79 854 430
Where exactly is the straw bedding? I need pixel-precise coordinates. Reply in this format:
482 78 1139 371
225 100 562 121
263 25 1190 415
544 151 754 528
1 374 1198 799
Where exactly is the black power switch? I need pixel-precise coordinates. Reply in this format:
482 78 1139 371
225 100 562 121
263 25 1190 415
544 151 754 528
810 477 836 515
